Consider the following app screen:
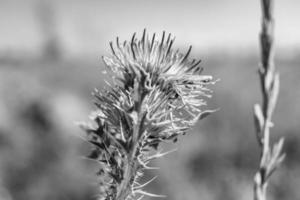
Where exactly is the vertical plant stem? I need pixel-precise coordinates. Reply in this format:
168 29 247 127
115 83 146 200
116 146 139 200
116 111 143 200
253 1 284 200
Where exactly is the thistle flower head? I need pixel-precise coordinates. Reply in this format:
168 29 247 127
103 30 211 90
81 30 216 200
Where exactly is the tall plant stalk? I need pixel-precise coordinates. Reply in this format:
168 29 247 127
253 1 285 200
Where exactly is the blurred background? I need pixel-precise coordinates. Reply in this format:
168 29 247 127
0 0 299 200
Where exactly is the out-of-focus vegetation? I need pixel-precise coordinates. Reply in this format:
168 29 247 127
1 52 299 200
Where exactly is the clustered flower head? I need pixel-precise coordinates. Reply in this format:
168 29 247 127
80 30 216 200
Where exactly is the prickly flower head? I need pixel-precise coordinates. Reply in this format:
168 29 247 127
81 30 216 200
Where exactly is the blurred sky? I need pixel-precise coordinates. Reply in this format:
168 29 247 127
0 0 299 57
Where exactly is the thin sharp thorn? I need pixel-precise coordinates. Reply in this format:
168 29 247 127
109 41 116 56
134 176 158 189
150 33 156 51
166 39 174 56
137 195 145 200
144 165 160 170
160 31 165 48
116 37 120 48
131 32 136 60
166 33 171 45
146 148 178 161
187 62 202 74
142 28 146 47
197 66 204 74
131 32 136 43
180 45 192 64
190 59 196 66
190 59 202 70
135 190 166 198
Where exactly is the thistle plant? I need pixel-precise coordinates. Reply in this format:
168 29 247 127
80 30 216 200
253 1 285 200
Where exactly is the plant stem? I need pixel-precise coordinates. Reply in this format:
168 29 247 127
116 149 139 200
116 87 145 200
253 1 283 200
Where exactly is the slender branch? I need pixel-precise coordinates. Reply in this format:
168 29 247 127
253 1 285 200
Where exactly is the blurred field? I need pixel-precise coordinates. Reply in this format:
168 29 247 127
1 51 299 200
1 1 300 200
